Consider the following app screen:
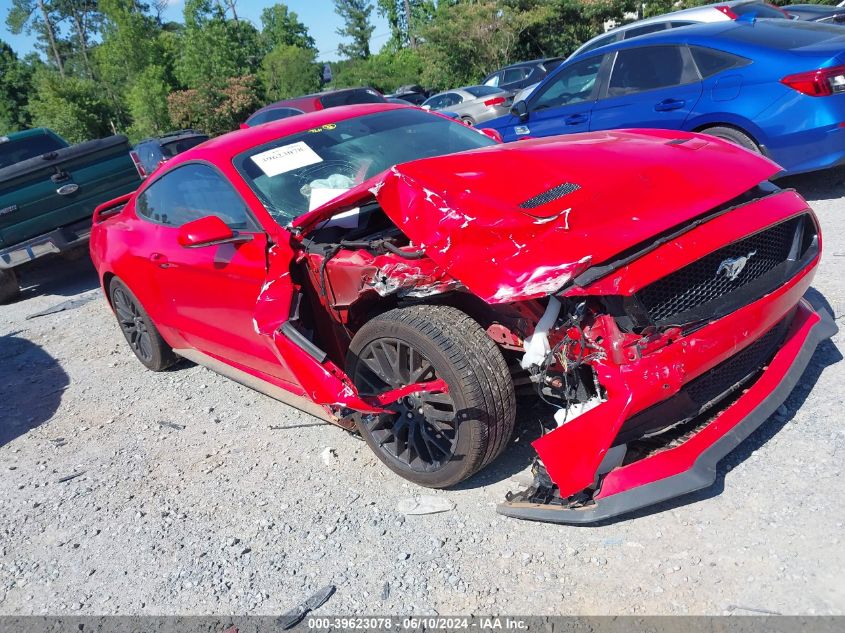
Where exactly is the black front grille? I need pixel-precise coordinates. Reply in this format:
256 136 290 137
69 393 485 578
614 314 792 446
684 316 789 408
635 215 811 326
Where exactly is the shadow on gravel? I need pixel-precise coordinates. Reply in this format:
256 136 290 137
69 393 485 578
11 251 99 303
778 165 845 203
0 334 69 448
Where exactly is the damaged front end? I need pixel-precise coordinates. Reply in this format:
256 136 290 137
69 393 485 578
278 130 835 523
498 192 836 524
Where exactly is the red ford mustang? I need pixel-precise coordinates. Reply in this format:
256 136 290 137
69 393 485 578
91 104 836 524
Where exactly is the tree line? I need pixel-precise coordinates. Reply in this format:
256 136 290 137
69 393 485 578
0 0 832 143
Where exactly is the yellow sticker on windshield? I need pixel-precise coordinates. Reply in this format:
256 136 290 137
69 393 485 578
307 123 337 133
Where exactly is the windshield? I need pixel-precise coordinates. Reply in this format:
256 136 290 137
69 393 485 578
234 108 496 225
0 133 67 169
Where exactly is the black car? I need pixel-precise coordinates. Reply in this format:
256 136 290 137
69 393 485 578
385 84 429 106
130 129 209 178
481 58 564 93
784 4 845 23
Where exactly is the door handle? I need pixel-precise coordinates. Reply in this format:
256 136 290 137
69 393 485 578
149 252 172 269
564 114 588 125
655 99 685 112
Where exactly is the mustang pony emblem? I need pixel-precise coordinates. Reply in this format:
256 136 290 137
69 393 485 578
716 251 757 282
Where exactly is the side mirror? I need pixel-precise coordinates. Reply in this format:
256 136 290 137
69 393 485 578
478 128 504 143
510 100 529 122
177 215 252 248
421 104 432 111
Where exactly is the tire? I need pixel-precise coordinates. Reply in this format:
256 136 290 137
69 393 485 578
461 116 475 127
346 305 516 488
700 125 759 153
0 268 20 304
109 277 177 372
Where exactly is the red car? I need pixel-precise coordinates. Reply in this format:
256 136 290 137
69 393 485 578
241 87 386 128
91 104 836 524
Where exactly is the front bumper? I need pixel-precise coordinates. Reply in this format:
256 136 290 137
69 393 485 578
498 298 837 524
0 218 91 270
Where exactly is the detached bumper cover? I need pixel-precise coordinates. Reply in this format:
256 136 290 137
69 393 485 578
498 299 837 524
0 217 91 269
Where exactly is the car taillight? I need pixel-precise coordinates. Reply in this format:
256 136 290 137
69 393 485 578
715 5 738 19
484 96 506 107
129 151 147 179
781 65 845 97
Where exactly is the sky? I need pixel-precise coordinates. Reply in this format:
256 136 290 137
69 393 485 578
0 0 391 62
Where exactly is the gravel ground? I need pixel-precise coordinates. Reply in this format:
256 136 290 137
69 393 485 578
0 168 843 617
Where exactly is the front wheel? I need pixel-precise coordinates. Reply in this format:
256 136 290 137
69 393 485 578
0 268 20 304
700 125 759 153
346 305 515 488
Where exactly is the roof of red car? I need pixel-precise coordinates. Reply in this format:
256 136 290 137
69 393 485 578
170 103 409 167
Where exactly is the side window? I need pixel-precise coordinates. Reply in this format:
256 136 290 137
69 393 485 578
531 56 603 111
484 73 501 87
443 93 463 107
668 21 697 28
690 46 750 78
136 164 253 230
425 95 445 109
503 67 527 84
607 46 698 97
579 33 620 55
623 22 668 39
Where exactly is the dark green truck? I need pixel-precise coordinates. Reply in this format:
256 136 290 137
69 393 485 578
0 128 140 302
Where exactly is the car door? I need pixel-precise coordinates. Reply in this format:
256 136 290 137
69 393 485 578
507 55 605 140
134 162 298 384
589 44 703 132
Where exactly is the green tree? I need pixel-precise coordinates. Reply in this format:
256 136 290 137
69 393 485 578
512 0 637 60
376 0 433 50
420 0 550 89
334 0 375 59
177 0 261 89
261 44 321 101
0 41 33 132
260 3 316 52
27 69 117 141
53 0 101 79
168 74 261 135
6 0 66 76
127 64 174 140
329 47 423 93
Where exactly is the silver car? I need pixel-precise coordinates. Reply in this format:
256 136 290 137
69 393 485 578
569 0 790 59
422 86 511 125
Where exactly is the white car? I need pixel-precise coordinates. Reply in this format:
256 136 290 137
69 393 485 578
569 0 790 59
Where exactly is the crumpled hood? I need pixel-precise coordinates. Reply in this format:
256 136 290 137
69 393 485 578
298 129 781 304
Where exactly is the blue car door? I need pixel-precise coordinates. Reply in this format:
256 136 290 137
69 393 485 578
500 55 606 141
589 44 703 133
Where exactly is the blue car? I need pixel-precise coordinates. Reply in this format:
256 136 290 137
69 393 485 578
483 19 845 174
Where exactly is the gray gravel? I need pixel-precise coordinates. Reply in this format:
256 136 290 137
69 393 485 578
0 168 843 616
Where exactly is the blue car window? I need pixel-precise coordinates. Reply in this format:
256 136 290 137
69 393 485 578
532 56 602 111
690 46 750 78
607 45 697 97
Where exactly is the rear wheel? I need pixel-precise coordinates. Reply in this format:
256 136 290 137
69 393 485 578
461 116 475 126
109 277 177 372
700 125 759 153
0 269 20 304
346 305 515 488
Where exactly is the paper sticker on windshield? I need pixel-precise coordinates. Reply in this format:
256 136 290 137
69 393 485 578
251 141 322 177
